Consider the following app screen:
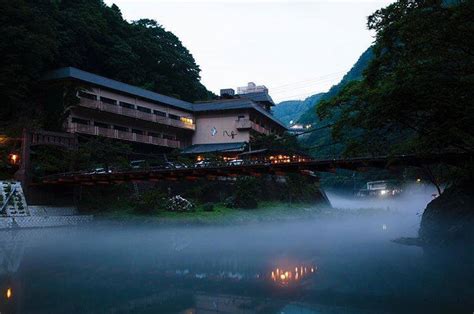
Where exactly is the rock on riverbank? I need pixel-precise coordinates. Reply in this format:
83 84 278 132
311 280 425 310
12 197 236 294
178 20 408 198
419 181 474 245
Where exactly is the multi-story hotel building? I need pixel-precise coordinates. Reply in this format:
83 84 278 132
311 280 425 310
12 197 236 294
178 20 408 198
42 67 287 155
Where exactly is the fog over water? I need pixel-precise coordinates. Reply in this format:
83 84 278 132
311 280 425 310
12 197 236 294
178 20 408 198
1 186 473 313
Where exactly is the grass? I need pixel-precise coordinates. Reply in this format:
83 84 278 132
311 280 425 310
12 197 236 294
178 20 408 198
94 201 327 226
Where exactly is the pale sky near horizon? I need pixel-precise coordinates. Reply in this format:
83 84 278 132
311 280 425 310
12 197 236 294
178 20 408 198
104 0 394 102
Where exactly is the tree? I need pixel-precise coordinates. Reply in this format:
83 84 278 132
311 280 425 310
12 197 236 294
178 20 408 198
250 133 302 153
317 0 474 157
0 0 212 131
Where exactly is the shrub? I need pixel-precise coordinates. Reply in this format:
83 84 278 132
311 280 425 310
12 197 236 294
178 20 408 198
233 177 260 209
134 189 167 214
202 203 214 212
166 195 195 212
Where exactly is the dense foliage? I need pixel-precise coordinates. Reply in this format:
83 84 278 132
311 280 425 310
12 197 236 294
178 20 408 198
272 93 324 126
0 0 211 130
298 47 373 126
317 0 474 157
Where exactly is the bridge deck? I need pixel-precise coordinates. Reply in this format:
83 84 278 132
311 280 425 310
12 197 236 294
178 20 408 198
39 153 469 185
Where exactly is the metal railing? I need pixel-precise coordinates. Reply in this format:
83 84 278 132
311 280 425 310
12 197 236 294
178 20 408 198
235 119 270 135
68 123 181 148
78 98 195 130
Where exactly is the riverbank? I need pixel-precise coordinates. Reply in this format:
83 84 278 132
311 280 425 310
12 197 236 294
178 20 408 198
90 201 401 226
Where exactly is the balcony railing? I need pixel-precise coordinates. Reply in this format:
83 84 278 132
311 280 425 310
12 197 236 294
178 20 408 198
235 119 270 135
235 119 252 129
78 98 195 130
68 123 181 148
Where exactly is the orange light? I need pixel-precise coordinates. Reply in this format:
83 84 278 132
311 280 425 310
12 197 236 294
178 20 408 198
6 288 12 299
8 153 19 165
280 274 286 280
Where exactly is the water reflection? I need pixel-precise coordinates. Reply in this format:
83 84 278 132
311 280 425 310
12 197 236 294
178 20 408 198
0 213 473 314
270 265 316 286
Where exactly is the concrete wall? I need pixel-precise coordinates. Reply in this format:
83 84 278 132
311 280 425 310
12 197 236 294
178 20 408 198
192 112 250 145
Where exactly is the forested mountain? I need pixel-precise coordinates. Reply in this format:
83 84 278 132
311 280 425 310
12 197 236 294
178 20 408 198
271 93 324 126
0 0 211 130
271 47 373 158
318 0 473 157
297 47 373 125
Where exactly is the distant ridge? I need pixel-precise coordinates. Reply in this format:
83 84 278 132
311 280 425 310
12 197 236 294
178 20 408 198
272 47 373 127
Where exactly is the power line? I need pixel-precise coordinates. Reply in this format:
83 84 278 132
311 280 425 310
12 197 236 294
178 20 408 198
270 71 346 91
270 77 343 95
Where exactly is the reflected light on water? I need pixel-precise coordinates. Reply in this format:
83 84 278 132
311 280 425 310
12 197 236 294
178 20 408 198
270 265 317 285
6 288 12 299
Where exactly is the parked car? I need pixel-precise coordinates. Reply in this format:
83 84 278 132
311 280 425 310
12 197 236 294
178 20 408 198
90 167 112 174
194 160 212 168
228 159 244 166
164 161 187 169
130 160 147 169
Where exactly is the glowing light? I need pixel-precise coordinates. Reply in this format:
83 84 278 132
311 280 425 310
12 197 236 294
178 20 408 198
270 264 316 285
180 117 194 125
380 190 387 195
8 153 19 165
416 178 421 183
0 135 8 144
382 224 387 230
6 288 12 299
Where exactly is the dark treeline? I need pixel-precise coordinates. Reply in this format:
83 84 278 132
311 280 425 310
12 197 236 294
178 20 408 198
0 0 212 130
317 0 474 157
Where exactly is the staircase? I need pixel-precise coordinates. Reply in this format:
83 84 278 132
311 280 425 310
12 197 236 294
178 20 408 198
0 181 30 217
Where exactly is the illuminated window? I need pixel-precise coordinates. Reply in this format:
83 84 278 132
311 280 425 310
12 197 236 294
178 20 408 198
180 117 193 125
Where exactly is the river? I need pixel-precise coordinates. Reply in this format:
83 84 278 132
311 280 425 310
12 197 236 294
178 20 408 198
1 190 473 313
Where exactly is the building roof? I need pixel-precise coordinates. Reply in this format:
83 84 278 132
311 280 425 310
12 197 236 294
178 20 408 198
193 99 287 129
42 67 194 112
181 142 247 154
238 92 275 106
42 67 286 129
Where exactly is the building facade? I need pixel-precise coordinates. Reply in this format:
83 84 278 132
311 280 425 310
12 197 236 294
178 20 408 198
42 68 287 154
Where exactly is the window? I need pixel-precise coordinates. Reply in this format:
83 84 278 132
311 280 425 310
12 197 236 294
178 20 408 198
148 132 161 138
163 134 175 140
153 110 166 117
78 91 97 100
168 114 180 120
238 115 245 120
137 106 151 113
131 129 144 135
180 117 193 125
94 122 109 129
71 117 89 125
113 125 128 132
100 96 116 105
119 101 135 109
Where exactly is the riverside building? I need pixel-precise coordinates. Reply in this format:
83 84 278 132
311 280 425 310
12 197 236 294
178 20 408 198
42 67 287 157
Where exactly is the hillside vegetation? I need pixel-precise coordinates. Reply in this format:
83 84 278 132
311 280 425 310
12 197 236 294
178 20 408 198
0 0 211 131
272 93 324 126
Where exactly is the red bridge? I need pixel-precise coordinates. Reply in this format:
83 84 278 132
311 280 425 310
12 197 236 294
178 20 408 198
40 152 469 185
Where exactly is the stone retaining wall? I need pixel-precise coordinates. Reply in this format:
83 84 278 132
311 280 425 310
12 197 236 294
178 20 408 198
0 215 93 230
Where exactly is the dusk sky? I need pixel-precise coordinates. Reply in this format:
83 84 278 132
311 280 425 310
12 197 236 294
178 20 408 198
104 0 394 102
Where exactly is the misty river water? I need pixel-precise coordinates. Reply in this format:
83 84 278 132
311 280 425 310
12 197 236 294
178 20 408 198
1 189 473 313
